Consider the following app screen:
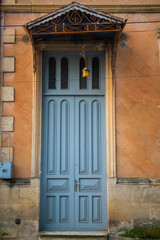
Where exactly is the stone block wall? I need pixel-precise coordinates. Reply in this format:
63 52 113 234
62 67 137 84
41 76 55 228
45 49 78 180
0 178 40 240
108 178 160 231
0 178 160 239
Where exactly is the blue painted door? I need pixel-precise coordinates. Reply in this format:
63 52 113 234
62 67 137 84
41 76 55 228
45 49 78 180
40 52 107 231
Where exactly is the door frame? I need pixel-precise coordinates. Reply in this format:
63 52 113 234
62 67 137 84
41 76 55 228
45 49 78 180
30 42 116 229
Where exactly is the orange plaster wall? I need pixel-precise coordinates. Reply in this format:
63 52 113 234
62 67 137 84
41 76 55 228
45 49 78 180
116 13 160 177
2 10 160 178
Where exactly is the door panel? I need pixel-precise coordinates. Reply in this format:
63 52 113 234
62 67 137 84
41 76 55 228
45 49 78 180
40 96 75 230
75 97 107 230
40 52 107 231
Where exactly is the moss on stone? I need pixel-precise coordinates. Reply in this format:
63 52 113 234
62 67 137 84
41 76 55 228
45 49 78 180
0 232 9 237
119 225 160 239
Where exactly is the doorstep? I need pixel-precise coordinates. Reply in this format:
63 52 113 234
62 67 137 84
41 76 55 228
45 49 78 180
39 231 108 238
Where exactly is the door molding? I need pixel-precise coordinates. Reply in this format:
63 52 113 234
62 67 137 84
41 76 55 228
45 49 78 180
30 43 116 179
105 46 116 178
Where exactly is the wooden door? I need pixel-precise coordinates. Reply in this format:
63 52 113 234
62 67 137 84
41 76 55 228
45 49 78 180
40 52 107 230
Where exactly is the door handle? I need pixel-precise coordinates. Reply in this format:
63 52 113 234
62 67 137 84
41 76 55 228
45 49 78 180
74 180 80 192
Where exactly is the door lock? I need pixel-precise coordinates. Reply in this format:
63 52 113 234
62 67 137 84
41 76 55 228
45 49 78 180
74 180 80 192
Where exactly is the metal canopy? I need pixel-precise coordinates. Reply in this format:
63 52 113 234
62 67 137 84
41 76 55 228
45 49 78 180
24 2 127 44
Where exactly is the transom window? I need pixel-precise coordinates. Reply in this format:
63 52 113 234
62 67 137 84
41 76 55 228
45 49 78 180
44 52 105 95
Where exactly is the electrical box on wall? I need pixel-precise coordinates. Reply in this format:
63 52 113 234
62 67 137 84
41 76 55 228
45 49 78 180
0 132 13 179
0 162 13 179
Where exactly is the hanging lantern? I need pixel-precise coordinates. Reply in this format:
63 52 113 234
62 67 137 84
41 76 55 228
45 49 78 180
82 67 90 78
80 46 90 78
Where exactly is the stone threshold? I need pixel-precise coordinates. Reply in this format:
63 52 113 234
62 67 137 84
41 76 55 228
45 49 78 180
39 231 108 237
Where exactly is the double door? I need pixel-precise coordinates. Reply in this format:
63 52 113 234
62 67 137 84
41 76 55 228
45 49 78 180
40 52 107 230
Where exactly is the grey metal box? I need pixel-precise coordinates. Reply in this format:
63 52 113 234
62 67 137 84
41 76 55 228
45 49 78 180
0 162 13 179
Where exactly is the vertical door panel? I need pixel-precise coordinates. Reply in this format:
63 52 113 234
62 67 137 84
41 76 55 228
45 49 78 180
40 96 74 230
92 196 102 223
47 100 57 174
79 196 89 222
75 97 107 230
46 196 56 222
79 100 89 174
60 100 69 174
60 196 69 222
91 100 101 174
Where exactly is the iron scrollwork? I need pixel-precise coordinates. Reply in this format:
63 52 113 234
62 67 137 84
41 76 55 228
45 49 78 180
31 9 121 35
